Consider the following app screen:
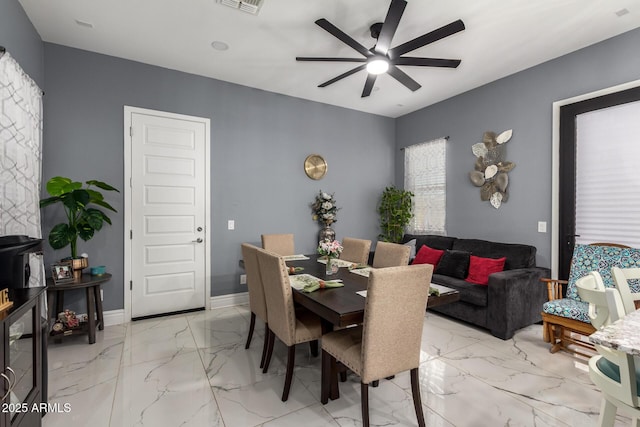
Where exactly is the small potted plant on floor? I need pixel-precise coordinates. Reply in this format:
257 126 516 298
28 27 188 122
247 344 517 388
40 176 119 278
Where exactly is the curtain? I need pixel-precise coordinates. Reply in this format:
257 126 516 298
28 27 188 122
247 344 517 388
404 137 447 235
0 50 45 288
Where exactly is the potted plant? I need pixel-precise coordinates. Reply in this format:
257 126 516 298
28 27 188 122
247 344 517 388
377 186 414 243
40 176 119 274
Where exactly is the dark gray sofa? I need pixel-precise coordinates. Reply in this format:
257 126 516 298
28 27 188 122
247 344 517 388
401 234 550 340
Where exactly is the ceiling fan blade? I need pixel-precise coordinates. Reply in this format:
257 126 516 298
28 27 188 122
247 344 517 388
374 0 407 55
387 65 421 91
394 57 461 68
296 57 367 63
318 64 367 87
361 74 377 98
315 18 372 58
388 19 465 59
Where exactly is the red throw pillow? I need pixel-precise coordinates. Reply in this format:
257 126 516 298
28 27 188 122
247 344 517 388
465 255 507 286
412 245 445 267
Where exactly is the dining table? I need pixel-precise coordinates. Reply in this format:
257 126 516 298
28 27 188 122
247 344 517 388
589 308 640 355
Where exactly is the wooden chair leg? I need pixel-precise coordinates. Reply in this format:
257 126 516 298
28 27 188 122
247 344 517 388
245 312 256 349
361 382 370 427
410 368 426 427
259 323 269 369
321 350 332 404
282 345 296 402
542 320 550 342
262 329 275 374
309 339 319 357
339 363 347 382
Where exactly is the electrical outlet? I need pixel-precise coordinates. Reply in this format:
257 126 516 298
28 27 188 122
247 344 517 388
538 221 547 233
228 220 235 230
240 274 247 285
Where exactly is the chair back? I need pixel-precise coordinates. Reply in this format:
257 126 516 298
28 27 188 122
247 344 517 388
372 241 411 268
261 233 295 256
360 264 433 383
612 267 640 314
575 271 625 330
256 248 296 345
340 237 371 265
241 243 267 322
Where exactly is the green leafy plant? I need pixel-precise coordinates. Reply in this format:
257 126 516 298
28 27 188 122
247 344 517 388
40 176 119 258
377 186 414 243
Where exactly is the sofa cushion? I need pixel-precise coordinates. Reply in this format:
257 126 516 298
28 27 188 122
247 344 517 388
465 256 506 286
452 239 535 270
412 245 444 267
566 244 640 301
431 274 488 306
403 239 417 258
402 234 457 251
435 250 470 279
542 298 590 323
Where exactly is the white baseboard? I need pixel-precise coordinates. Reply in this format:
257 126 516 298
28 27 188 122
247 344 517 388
101 294 248 326
211 292 249 309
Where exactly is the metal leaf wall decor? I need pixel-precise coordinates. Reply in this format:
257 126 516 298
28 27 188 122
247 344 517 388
469 129 515 209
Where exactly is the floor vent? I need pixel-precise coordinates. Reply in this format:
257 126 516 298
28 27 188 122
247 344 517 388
219 0 263 15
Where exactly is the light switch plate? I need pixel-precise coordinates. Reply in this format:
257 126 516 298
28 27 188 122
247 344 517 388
228 220 235 230
538 221 547 233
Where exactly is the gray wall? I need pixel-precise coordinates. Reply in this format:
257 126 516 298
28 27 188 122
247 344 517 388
41 43 395 311
396 28 640 269
0 0 44 87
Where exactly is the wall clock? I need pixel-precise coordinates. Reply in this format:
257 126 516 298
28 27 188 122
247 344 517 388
304 154 327 180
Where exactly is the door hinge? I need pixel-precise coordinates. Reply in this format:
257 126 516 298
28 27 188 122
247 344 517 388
130 280 133 290
129 126 133 137
130 230 133 239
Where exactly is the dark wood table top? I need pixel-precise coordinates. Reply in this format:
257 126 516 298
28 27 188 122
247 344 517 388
46 273 112 290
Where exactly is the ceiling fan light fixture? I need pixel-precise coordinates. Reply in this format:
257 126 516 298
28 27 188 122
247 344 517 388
366 57 389 75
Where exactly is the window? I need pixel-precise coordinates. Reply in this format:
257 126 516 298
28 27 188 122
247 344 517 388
404 137 447 235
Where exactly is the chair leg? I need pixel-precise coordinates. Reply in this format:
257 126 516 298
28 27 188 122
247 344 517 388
321 350 332 404
361 382 370 427
339 363 347 382
598 397 617 427
309 339 319 357
282 345 296 402
410 368 426 427
262 329 275 374
259 323 269 369
245 312 256 349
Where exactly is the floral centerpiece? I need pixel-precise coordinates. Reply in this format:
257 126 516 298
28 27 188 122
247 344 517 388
318 239 343 276
311 191 339 226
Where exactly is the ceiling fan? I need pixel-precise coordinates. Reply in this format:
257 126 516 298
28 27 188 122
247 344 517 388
296 0 465 97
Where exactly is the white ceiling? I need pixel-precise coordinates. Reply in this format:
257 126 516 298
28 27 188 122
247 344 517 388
19 0 640 118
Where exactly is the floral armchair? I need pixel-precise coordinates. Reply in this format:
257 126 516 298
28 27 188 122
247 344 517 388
541 243 640 357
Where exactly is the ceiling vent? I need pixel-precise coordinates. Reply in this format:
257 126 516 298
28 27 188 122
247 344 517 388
219 0 263 15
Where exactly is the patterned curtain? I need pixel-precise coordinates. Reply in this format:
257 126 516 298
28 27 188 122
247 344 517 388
0 50 45 288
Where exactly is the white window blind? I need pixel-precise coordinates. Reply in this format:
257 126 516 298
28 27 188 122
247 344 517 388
404 137 447 235
575 100 640 247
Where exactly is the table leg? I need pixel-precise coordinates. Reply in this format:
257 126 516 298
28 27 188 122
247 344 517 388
86 286 96 344
94 285 104 330
55 290 64 319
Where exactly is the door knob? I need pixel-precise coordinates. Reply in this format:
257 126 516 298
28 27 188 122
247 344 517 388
197 227 203 232
192 238 203 243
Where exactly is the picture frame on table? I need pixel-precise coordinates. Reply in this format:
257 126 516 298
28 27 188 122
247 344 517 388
51 262 74 284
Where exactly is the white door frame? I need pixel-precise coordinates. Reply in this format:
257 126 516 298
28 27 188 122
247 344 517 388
551 78 640 279
123 106 211 322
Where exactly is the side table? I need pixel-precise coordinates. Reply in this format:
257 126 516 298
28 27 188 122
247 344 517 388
46 273 111 344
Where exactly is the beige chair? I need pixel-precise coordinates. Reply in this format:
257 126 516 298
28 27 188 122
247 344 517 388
611 267 640 313
321 264 433 427
240 243 270 370
576 272 640 426
261 233 295 256
340 237 372 265
372 241 411 268
256 248 322 401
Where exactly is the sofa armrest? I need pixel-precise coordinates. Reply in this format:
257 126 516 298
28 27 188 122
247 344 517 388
487 267 550 339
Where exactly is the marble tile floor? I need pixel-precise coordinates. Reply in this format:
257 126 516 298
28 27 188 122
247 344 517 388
41 305 631 427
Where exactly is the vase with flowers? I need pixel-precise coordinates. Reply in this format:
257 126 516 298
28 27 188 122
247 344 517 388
311 191 340 243
317 239 343 276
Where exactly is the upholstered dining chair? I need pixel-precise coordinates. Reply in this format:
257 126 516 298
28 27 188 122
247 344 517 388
261 233 295 256
611 267 640 313
371 241 411 268
576 272 640 426
321 264 433 427
340 237 372 265
240 243 270 370
256 248 322 401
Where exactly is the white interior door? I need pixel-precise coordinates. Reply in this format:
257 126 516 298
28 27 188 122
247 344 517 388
127 109 209 318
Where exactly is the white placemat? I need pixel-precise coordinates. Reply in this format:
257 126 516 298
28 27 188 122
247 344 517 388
289 274 321 290
349 266 373 277
283 254 310 261
356 290 367 298
316 257 354 268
